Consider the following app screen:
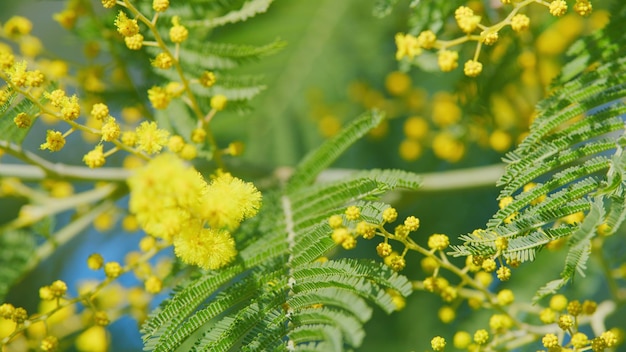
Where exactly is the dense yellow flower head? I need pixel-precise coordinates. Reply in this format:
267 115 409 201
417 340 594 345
438 50 459 72
60 95 81 121
128 154 204 237
115 11 139 37
200 71 217 87
128 154 261 269
169 16 189 43
210 94 228 111
3 16 32 38
13 112 31 128
574 0 592 16
40 130 66 152
464 59 483 77
395 33 421 60
174 228 237 270
417 30 436 49
153 0 170 12
200 171 263 229
101 117 121 141
431 336 446 351
125 33 144 50
152 52 174 69
147 86 171 109
83 145 106 168
135 121 170 154
511 14 530 32
455 6 481 33
101 0 116 9
550 0 568 16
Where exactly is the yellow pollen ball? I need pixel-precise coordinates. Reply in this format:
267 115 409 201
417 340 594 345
210 94 228 111
399 139 422 161
438 50 459 72
115 11 139 37
169 17 189 43
153 0 170 12
403 116 429 139
83 145 106 168
385 71 411 96
40 130 66 152
135 121 170 154
173 228 237 270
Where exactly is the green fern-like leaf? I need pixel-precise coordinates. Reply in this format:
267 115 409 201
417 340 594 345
451 2 626 295
187 0 275 28
142 111 419 351
286 110 385 193
0 230 36 302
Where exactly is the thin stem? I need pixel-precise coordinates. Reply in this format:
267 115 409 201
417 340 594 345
1 183 119 231
28 200 116 272
594 239 623 304
0 140 131 181
1 79 150 160
316 163 505 192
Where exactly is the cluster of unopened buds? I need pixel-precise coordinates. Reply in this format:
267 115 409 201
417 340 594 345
0 234 170 351
329 204 622 350
329 205 451 273
0 0 239 171
430 293 620 351
395 0 594 77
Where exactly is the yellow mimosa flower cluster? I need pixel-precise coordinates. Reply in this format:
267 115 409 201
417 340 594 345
128 154 262 269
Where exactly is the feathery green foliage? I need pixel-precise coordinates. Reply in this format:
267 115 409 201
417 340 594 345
141 110 418 351
0 230 35 302
450 1 626 299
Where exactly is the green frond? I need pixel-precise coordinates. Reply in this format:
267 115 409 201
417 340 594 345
289 170 419 229
189 39 286 69
187 0 275 28
534 279 569 303
0 230 36 301
239 310 288 352
514 66 626 155
291 307 365 347
453 6 626 294
557 1 626 84
153 66 267 101
144 106 413 351
0 88 17 115
141 265 242 349
287 287 372 323
143 0 271 25
489 177 599 229
148 269 268 352
372 0 400 18
191 292 285 352
405 0 466 34
286 110 385 193
289 224 336 267
190 75 267 100
163 39 285 73
602 192 626 237
293 200 389 237
289 324 342 351
290 179 386 221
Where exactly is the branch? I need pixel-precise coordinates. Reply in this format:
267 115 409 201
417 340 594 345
0 140 131 181
316 163 505 192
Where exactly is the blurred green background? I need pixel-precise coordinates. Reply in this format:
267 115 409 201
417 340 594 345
2 0 624 351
